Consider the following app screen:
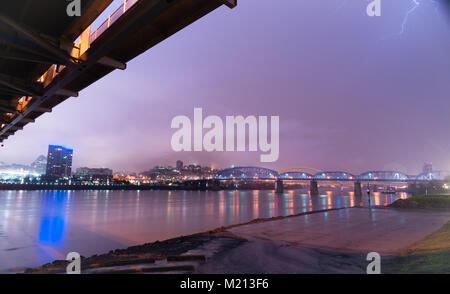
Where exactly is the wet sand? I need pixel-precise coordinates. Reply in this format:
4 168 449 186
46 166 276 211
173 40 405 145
195 207 450 273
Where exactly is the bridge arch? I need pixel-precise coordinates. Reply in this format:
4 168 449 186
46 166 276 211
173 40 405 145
358 171 410 182
216 166 279 180
313 171 355 181
416 171 450 182
278 171 313 180
278 167 321 175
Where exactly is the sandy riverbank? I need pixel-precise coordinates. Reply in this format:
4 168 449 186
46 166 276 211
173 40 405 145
23 206 450 274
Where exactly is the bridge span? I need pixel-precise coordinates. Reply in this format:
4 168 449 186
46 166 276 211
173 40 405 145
214 167 450 195
0 0 236 142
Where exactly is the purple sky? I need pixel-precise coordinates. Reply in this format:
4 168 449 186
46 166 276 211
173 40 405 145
1 0 450 175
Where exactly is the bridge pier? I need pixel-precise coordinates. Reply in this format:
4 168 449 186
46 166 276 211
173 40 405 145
275 179 284 193
210 179 220 191
354 182 362 197
310 180 319 195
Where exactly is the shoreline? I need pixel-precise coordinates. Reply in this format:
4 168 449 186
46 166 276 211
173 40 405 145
20 207 349 274
21 204 450 274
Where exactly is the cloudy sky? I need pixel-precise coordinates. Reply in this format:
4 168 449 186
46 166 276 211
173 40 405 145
1 0 450 175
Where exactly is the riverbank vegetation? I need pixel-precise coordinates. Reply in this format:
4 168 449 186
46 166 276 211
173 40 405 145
385 195 450 273
384 221 450 274
389 194 450 210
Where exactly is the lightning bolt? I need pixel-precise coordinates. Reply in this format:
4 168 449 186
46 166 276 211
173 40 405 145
333 0 441 38
399 0 440 35
399 0 420 35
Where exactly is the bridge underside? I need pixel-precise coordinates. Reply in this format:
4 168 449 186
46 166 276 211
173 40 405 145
0 0 236 143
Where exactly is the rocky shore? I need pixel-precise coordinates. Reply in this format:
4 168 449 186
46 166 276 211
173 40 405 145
23 232 244 274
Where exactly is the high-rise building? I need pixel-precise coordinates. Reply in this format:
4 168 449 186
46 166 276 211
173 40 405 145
423 162 433 173
45 145 73 178
176 160 183 170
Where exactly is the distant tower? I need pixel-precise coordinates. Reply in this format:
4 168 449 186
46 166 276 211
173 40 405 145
423 162 433 173
176 160 183 170
31 155 47 175
45 145 73 178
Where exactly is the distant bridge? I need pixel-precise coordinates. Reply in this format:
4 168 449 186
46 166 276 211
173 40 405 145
215 167 450 183
215 167 450 194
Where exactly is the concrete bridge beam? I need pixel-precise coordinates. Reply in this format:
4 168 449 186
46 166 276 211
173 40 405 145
354 182 362 197
310 180 319 195
275 179 284 193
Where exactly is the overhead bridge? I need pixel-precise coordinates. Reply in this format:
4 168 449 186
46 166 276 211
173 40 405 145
0 0 236 143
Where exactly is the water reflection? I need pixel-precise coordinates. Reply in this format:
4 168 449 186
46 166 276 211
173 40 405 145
0 189 410 272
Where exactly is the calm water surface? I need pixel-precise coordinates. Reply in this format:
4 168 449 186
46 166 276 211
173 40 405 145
0 189 409 272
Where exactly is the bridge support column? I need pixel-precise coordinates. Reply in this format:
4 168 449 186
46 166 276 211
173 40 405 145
354 182 362 197
310 180 319 195
210 179 220 191
275 179 284 193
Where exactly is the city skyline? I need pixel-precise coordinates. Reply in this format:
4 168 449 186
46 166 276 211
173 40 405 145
0 143 438 176
0 0 449 175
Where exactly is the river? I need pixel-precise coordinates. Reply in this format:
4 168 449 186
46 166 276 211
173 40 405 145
0 189 409 272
